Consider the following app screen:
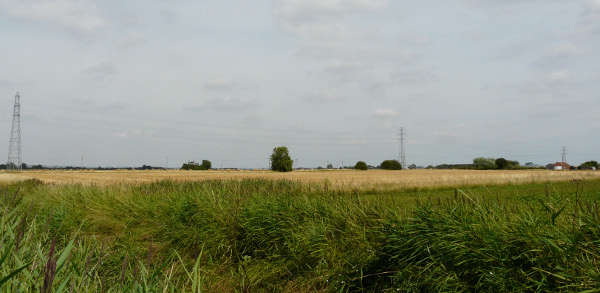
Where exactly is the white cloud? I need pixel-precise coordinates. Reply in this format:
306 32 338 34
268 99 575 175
547 70 570 84
0 0 105 35
116 130 143 139
372 108 397 118
549 43 588 57
275 0 388 25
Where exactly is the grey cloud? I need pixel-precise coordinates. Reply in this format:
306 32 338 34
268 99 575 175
207 97 261 111
119 10 142 27
390 68 438 85
83 61 117 80
113 31 148 48
101 102 130 110
533 43 589 69
0 80 15 87
0 0 105 35
303 91 347 103
460 30 487 40
203 79 236 91
183 102 203 112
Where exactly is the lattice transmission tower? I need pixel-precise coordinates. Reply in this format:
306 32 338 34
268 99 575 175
7 92 22 170
399 127 406 169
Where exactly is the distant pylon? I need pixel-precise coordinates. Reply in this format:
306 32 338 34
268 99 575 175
561 146 567 163
7 92 22 170
399 127 406 169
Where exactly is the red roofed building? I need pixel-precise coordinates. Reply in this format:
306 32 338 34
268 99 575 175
546 162 571 170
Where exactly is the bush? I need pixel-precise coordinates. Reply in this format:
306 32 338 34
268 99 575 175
380 160 402 170
354 161 368 170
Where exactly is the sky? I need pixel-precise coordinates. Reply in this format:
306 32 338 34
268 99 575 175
0 0 599 169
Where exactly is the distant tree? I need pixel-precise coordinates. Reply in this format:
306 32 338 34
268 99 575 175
181 163 201 170
326 163 334 169
271 146 293 172
473 157 496 170
426 165 434 169
200 160 212 170
495 158 509 169
408 164 417 170
354 161 368 170
570 165 577 171
380 160 402 170
579 160 599 169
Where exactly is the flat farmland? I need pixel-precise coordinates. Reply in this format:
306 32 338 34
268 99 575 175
1 169 598 189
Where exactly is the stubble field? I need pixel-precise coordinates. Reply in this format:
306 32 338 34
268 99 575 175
1 169 599 189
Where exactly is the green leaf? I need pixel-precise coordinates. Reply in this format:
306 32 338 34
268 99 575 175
0 261 33 287
56 239 75 274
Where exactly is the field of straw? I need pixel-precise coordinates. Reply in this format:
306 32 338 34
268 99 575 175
1 169 599 189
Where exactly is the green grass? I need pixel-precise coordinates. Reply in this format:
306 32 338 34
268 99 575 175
2 178 600 291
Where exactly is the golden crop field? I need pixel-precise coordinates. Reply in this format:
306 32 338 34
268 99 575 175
1 169 598 189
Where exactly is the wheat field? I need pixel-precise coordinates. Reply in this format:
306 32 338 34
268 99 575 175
1 169 598 189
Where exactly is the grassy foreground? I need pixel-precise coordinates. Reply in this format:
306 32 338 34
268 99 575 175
2 179 600 291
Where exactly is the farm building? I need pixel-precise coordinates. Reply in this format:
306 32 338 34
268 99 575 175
546 162 571 170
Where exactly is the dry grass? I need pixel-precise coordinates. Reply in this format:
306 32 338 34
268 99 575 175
1 169 599 189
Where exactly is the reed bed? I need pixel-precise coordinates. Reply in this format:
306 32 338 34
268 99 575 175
1 178 600 291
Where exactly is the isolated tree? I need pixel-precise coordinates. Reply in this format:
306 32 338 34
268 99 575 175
200 160 212 170
473 157 496 170
380 160 402 170
271 146 293 172
408 164 417 170
354 161 368 170
326 163 334 169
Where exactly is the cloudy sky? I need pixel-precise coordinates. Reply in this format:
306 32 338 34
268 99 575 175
0 0 599 168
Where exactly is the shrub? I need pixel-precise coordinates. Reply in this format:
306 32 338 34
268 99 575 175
380 160 402 170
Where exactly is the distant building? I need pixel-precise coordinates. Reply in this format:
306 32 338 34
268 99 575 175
546 162 570 170
187 161 200 166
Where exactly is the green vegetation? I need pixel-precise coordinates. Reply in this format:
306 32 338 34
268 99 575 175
2 179 600 291
354 161 368 170
579 160 599 170
270 146 293 172
473 157 496 169
181 160 211 170
380 159 402 170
